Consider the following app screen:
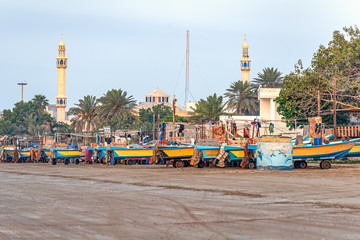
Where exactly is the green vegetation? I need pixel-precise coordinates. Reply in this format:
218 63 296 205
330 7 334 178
190 93 225 121
253 67 283 88
68 95 98 132
276 26 360 128
224 80 258 115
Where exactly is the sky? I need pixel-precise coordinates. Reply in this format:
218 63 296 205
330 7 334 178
1 0 360 111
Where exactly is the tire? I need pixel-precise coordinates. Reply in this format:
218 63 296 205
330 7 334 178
197 161 205 168
247 161 256 169
64 159 70 165
184 161 190 167
75 158 80 165
294 161 300 169
51 159 57 165
172 160 177 168
320 160 331 169
299 161 307 169
176 161 184 168
127 159 134 165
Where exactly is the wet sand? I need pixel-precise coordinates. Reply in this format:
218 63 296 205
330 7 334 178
0 163 360 239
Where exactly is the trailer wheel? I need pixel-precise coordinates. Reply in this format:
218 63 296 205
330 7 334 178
127 159 134 165
51 159 57 165
172 160 177 168
184 161 190 167
176 161 184 168
320 160 331 169
247 161 256 169
197 161 205 168
64 159 70 165
75 158 80 165
294 161 300 168
299 161 307 169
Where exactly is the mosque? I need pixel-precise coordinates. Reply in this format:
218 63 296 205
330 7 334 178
133 88 188 117
47 34 70 123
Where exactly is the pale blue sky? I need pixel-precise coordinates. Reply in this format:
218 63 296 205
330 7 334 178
1 0 359 111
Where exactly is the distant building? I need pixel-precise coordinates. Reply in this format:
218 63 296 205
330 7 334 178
133 88 188 117
47 104 70 121
258 88 281 121
240 35 251 83
56 34 68 122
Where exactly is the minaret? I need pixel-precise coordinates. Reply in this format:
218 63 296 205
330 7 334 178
56 34 68 122
240 35 251 83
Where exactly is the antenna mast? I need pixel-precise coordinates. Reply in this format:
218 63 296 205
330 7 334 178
185 29 190 111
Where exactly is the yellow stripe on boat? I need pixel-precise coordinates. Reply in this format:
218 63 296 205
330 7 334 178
348 143 360 154
114 149 153 157
229 149 245 158
162 147 195 157
203 149 220 157
57 150 81 156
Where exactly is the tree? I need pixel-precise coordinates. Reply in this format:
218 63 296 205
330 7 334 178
253 67 283 88
191 93 225 121
97 89 136 129
138 103 173 134
224 80 258 115
2 97 55 136
32 95 49 112
68 95 98 132
276 26 360 128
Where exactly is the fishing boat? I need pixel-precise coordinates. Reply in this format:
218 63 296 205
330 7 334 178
292 138 359 169
50 148 82 165
345 141 360 157
110 146 153 165
0 148 31 162
151 145 195 167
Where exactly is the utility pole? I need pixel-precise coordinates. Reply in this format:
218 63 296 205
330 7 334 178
152 113 156 141
333 77 337 140
17 82 27 102
172 95 176 139
185 29 189 111
157 114 160 141
317 90 321 117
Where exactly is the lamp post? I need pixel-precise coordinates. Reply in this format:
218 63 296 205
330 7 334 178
17 82 27 102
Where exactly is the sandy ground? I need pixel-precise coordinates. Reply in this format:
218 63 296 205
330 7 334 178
0 163 360 240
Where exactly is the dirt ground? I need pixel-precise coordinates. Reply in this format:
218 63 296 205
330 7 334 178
0 163 360 240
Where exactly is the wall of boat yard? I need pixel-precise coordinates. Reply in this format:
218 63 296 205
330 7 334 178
256 137 293 170
165 123 197 143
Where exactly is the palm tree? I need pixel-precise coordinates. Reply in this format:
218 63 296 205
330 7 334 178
32 95 49 112
191 93 225 121
97 89 136 126
224 81 258 115
253 67 283 88
68 95 98 132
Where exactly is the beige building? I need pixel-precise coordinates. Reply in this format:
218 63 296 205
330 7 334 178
258 88 281 121
56 34 68 122
133 88 188 117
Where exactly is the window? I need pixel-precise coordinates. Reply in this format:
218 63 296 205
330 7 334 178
60 60 63 65
153 97 155 102
166 97 168 102
60 99 63 104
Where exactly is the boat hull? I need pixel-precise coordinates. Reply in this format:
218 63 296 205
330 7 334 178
293 140 357 160
112 148 153 159
160 146 195 159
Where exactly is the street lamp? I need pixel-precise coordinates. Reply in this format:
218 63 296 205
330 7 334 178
17 82 28 102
